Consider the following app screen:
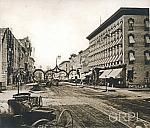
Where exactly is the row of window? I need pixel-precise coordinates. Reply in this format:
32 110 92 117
128 33 150 47
128 50 150 65
128 18 149 31
89 49 150 66
89 60 123 68
127 69 149 83
90 29 122 48
89 33 149 62
90 37 123 56
90 53 123 66
90 20 123 45
90 17 149 47
90 44 122 61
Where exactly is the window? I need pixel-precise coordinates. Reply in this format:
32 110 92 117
129 52 135 61
128 34 135 47
145 71 149 84
128 18 134 31
144 34 150 47
144 51 150 65
145 71 149 78
129 51 135 64
129 34 135 44
144 18 149 31
127 69 134 82
145 53 150 60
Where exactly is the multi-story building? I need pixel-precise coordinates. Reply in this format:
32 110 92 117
80 48 90 74
0 28 35 88
59 60 70 80
19 37 35 83
59 60 70 73
0 28 20 87
86 7 150 87
69 52 82 80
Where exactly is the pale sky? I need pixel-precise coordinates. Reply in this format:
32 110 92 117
0 0 150 69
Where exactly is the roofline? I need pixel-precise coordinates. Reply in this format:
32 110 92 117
86 7 149 40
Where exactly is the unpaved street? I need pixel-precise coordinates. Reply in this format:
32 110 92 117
37 84 150 128
0 84 150 128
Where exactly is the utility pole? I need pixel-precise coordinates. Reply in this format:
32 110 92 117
105 75 108 92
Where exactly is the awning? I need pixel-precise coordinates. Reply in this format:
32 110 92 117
99 69 112 78
107 68 123 78
116 54 122 61
113 55 119 62
85 71 92 76
99 70 104 73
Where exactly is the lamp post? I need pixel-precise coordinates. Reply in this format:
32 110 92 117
16 68 24 94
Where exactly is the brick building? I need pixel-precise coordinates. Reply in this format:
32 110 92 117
86 8 150 87
0 28 35 89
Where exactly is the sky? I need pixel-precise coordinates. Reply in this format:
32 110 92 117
0 0 150 69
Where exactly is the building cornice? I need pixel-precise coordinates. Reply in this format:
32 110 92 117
86 7 149 40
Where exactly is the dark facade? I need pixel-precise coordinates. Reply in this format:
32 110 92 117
0 28 35 88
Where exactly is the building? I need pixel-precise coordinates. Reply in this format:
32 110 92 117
69 52 83 80
59 60 70 73
0 28 35 88
19 37 35 83
59 60 70 80
86 8 150 87
79 47 91 82
0 28 20 87
80 48 90 74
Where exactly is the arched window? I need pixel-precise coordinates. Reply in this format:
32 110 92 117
145 71 149 78
144 34 150 47
127 68 134 82
144 50 150 65
144 18 149 31
128 50 135 64
128 18 134 31
128 33 135 47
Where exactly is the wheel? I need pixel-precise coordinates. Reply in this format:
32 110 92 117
56 109 73 128
31 119 49 128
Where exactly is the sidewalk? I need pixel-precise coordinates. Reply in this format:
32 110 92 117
67 82 150 99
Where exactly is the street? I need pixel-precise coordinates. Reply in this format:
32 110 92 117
1 83 150 128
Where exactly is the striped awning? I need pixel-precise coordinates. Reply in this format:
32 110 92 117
99 69 113 78
85 71 92 76
107 68 123 78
